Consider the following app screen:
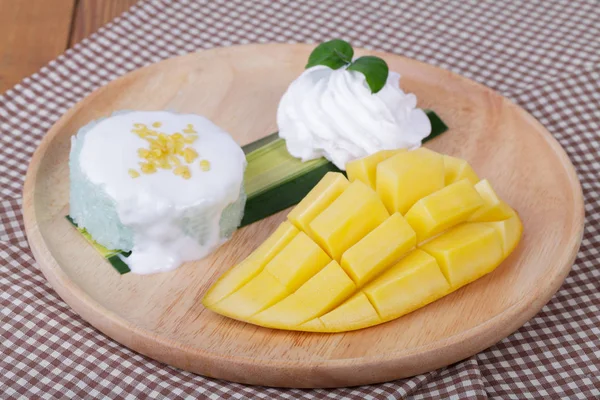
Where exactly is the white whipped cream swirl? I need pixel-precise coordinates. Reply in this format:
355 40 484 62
277 65 431 169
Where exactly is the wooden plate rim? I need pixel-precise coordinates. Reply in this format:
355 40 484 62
22 43 585 383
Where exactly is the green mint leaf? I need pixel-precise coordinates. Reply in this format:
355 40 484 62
305 39 354 69
347 56 389 94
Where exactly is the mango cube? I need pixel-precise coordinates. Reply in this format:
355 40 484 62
346 150 403 188
468 179 513 222
265 231 331 289
363 249 450 321
420 223 504 289
287 172 349 232
486 209 522 256
341 213 416 286
404 179 484 243
211 271 290 320
377 148 445 214
443 155 479 185
309 180 389 260
203 222 298 306
252 261 356 328
319 292 382 332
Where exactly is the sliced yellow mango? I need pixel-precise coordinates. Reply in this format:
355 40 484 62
211 271 290 320
363 249 450 321
287 172 349 232
346 149 403 188
252 261 356 328
265 231 331 289
205 148 523 333
404 179 484 243
468 179 513 222
443 154 479 185
203 222 298 306
319 292 382 332
309 180 389 261
377 148 445 214
486 209 523 256
420 223 504 289
340 212 416 287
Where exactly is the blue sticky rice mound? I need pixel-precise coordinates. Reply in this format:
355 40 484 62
69 112 246 253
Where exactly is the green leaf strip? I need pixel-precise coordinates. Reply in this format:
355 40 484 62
65 215 131 275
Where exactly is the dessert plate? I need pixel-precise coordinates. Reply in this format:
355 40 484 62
23 43 584 388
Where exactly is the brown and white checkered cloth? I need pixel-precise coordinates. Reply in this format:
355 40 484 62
1 0 599 398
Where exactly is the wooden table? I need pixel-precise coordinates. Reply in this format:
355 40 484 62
0 0 138 94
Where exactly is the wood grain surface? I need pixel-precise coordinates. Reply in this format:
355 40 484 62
0 0 75 92
0 0 138 93
70 0 139 46
22 44 585 388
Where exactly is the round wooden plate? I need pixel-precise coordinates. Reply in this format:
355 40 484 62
23 43 584 388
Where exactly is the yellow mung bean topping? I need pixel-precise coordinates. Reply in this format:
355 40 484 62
128 122 204 179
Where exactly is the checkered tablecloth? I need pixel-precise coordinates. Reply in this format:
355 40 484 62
1 0 599 398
